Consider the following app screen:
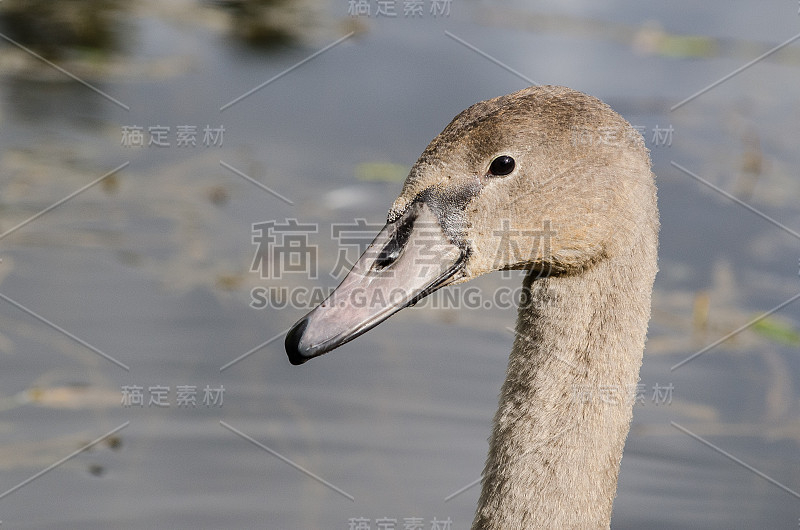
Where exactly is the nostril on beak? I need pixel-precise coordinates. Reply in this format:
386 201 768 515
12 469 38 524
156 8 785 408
373 209 416 270
374 244 401 269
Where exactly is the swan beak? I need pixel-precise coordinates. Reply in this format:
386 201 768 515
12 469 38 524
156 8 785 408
285 201 466 365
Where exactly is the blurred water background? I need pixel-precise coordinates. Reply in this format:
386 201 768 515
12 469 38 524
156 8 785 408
0 0 799 528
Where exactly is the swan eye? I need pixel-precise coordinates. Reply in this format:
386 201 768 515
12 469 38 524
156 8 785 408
488 155 515 176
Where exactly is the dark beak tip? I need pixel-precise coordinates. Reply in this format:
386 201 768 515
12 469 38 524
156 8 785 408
285 318 310 365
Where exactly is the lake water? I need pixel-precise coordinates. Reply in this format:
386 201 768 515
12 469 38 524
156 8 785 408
1 0 799 528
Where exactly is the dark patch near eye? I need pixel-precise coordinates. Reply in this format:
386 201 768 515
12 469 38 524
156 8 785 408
488 155 515 176
383 179 482 260
418 181 482 251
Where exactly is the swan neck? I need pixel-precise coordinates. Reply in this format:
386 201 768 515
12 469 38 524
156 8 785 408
473 250 655 529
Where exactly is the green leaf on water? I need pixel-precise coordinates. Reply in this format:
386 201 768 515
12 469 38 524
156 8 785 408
752 316 800 347
355 162 408 182
656 35 717 58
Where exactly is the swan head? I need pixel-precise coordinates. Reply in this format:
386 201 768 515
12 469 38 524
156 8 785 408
286 85 655 364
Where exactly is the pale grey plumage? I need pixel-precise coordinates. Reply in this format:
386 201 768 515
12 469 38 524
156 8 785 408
287 85 659 529
394 86 659 529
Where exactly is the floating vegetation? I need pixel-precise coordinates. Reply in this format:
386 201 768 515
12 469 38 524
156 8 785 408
752 317 800 347
211 0 320 47
633 22 716 59
21 384 121 410
207 185 230 206
478 9 800 64
355 161 408 182
0 0 125 59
